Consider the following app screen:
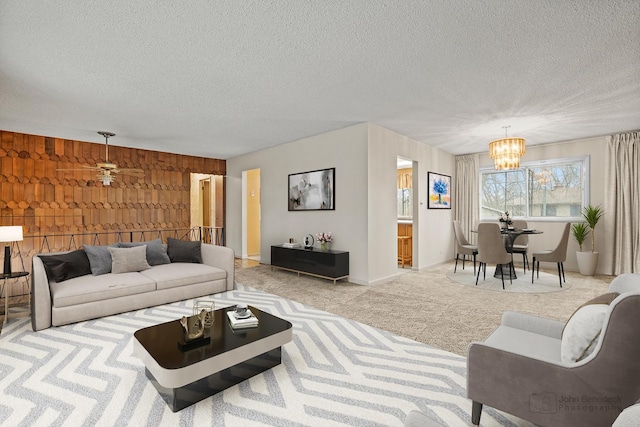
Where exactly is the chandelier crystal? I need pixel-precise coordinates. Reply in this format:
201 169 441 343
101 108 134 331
488 126 526 170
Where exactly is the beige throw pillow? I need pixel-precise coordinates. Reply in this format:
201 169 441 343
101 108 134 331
109 245 151 274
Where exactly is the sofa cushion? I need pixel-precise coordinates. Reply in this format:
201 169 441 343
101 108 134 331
167 238 202 263
139 263 226 290
117 239 170 266
39 250 92 282
83 244 118 275
109 246 151 274
50 272 156 308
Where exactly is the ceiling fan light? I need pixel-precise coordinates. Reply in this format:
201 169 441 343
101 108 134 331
99 171 115 186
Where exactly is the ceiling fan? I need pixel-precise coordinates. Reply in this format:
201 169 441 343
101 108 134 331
57 131 144 185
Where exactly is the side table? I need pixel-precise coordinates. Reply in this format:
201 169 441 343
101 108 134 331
2 272 29 326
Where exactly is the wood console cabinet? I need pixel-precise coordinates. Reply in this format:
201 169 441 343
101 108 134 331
270 246 349 284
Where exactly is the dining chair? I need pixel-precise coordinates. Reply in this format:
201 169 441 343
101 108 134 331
476 223 513 289
509 219 529 273
531 222 571 287
452 220 478 275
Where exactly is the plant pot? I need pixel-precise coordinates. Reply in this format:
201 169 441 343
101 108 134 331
576 251 598 276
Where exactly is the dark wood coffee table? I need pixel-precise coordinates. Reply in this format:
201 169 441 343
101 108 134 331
133 305 292 412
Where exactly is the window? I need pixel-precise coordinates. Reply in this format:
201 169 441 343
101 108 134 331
480 156 589 220
397 188 412 218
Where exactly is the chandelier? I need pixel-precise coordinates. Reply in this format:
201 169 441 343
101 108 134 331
488 125 526 170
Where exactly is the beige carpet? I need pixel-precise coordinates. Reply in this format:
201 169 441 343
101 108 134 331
446 266 571 293
235 262 614 356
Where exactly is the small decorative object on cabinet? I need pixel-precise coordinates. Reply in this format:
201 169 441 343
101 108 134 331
303 234 314 249
315 232 332 252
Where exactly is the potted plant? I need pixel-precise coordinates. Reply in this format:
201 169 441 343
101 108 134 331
574 205 604 276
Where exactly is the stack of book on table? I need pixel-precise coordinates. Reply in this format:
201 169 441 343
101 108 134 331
227 309 259 329
282 242 301 248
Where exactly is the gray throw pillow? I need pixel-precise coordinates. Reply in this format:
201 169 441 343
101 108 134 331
108 245 151 274
83 244 119 275
167 237 202 263
118 238 170 266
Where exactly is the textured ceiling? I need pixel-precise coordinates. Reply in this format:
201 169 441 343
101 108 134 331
1 1 639 159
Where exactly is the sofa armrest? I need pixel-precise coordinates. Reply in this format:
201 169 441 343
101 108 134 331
501 311 565 339
201 244 235 291
31 255 53 331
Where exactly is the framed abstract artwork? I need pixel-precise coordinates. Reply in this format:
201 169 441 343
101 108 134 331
427 172 451 209
288 167 335 211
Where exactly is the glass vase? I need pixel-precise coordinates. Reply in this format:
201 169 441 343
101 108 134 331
320 242 328 252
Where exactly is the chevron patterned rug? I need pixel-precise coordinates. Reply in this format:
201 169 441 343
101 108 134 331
0 284 529 427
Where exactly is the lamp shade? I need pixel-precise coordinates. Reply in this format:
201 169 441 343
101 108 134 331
0 226 24 242
488 137 526 170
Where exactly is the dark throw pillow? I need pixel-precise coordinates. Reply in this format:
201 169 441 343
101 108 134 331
40 249 92 283
118 238 170 266
166 237 202 263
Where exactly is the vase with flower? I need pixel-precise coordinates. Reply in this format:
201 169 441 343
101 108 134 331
499 211 513 229
316 232 333 251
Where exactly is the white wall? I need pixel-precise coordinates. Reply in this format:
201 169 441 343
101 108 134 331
368 124 456 283
227 123 370 283
227 122 457 284
477 136 610 274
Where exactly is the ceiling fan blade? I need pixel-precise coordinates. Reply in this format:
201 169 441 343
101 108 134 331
116 168 145 177
57 165 102 172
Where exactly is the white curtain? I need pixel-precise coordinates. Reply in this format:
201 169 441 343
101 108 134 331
605 131 640 273
454 154 479 244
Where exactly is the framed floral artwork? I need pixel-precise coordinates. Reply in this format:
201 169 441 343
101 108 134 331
427 172 451 209
288 167 335 211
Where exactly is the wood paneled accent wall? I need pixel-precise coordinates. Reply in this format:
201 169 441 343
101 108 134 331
0 129 226 259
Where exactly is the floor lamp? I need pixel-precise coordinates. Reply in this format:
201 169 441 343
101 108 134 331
1 226 23 276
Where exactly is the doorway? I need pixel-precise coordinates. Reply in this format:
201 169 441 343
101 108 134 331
200 178 211 242
190 173 224 244
397 157 414 269
242 168 261 261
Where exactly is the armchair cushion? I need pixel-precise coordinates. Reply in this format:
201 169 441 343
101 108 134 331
482 326 561 361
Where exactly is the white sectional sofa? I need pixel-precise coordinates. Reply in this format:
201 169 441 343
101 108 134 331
31 241 235 331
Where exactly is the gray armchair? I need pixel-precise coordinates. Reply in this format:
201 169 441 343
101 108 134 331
467 274 640 426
